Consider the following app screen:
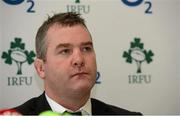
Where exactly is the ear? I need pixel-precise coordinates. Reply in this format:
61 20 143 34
34 58 45 79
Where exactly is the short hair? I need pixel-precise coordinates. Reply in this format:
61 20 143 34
35 12 88 60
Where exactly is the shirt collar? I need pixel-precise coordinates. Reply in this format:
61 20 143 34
45 93 92 115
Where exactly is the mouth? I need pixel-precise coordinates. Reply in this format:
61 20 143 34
71 72 89 78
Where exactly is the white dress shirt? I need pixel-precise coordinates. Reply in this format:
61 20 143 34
45 93 92 115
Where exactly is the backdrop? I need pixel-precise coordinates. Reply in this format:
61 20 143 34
0 0 180 115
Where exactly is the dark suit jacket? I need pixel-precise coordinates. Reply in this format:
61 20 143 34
14 92 142 115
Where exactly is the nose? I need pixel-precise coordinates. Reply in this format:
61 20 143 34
72 49 85 68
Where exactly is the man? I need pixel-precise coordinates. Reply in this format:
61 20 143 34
14 12 142 115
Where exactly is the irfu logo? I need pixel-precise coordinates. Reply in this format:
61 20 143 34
1 37 36 75
123 38 154 73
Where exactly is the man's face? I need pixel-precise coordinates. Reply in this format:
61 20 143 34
42 24 97 97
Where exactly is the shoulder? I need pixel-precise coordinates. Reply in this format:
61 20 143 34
91 98 142 115
13 92 51 115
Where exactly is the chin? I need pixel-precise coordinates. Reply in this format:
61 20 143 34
74 82 94 93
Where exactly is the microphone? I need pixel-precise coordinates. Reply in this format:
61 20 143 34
39 110 71 116
0 109 22 116
0 109 73 116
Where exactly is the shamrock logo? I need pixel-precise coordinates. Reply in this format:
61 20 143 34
123 38 154 73
75 0 80 3
1 37 36 75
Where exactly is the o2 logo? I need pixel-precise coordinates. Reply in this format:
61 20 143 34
3 0 35 13
121 0 152 14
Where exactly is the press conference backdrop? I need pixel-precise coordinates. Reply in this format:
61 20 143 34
0 0 179 115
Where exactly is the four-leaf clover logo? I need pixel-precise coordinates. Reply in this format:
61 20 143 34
1 37 36 75
123 38 154 73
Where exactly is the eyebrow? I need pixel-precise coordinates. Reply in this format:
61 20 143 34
81 41 93 46
55 41 93 50
56 43 71 50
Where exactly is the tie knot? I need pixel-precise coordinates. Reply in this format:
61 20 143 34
64 111 82 116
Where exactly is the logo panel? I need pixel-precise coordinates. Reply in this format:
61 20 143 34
1 37 36 86
123 37 154 84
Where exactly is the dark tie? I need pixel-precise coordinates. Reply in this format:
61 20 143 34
64 111 82 116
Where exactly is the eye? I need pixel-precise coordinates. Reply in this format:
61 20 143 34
59 49 71 55
82 46 93 52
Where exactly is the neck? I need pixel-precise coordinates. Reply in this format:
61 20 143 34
46 90 90 111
